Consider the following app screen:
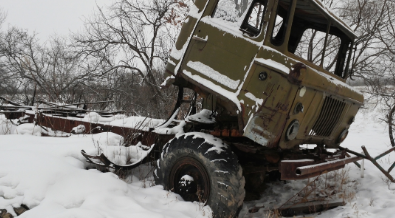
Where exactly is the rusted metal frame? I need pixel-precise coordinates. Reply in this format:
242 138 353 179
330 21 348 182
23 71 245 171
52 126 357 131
346 152 361 169
38 107 123 114
0 97 22 106
338 146 365 158
280 160 335 180
39 114 124 138
280 148 359 180
361 146 395 182
81 150 114 168
340 146 395 182
36 112 164 147
0 105 31 110
276 176 343 216
36 100 117 114
374 147 395 161
1 111 25 120
39 107 85 112
341 146 393 161
295 156 362 176
279 176 319 209
273 173 345 216
275 200 344 216
81 134 162 171
388 162 395 174
40 114 70 133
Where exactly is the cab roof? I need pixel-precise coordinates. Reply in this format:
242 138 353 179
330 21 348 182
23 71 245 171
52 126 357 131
281 0 357 40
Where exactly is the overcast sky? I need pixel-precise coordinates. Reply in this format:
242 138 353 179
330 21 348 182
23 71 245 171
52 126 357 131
1 0 110 40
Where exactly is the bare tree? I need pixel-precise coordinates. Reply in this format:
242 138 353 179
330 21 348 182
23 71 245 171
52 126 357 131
74 0 189 117
0 27 103 103
338 0 391 80
0 8 5 26
235 0 250 16
336 0 395 145
0 9 18 96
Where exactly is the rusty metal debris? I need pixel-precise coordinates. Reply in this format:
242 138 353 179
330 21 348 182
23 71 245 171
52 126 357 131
295 156 363 176
280 148 348 180
81 147 156 171
280 144 395 183
248 175 346 216
340 146 395 182
275 175 345 217
0 97 32 120
277 200 345 217
0 96 23 106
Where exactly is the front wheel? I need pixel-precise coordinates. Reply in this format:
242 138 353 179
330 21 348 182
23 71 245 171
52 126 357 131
154 133 245 218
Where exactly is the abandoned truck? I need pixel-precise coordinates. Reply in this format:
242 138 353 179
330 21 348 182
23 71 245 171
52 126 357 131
157 0 362 216
34 0 362 217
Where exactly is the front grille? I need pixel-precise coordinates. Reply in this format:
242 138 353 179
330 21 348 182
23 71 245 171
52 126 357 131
309 96 346 137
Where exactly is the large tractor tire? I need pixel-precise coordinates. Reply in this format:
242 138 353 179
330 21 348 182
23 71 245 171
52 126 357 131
154 133 245 218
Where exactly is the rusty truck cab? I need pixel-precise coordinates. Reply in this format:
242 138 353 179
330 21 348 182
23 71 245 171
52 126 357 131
165 0 363 178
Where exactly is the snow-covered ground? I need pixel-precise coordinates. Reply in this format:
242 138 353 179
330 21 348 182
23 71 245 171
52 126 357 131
0 134 211 218
1 91 395 218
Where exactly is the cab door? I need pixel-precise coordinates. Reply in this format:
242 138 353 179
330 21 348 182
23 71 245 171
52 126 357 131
180 0 270 99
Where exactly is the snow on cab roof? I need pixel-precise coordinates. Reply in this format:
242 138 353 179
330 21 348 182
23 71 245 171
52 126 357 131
308 0 357 39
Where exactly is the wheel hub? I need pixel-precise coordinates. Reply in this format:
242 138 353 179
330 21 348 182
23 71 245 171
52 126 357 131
169 156 210 203
178 175 197 196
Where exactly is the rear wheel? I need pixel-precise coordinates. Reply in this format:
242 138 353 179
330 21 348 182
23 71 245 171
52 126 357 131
154 133 245 218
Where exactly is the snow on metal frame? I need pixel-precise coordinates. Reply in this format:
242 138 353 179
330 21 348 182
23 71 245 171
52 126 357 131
182 69 242 110
310 0 357 39
254 58 290 75
187 61 241 90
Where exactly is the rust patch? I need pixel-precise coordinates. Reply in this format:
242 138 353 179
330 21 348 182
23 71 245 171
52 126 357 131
288 63 306 84
275 102 289 111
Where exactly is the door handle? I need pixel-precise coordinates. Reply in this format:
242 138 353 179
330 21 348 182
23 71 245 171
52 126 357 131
192 35 208 42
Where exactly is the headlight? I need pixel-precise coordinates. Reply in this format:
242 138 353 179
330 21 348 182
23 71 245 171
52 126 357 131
286 120 300 141
337 129 349 143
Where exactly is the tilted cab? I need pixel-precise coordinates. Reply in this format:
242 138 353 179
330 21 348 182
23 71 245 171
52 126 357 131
164 0 363 150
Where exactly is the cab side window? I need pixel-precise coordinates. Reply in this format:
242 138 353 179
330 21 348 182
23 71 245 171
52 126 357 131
271 0 292 46
240 0 267 37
